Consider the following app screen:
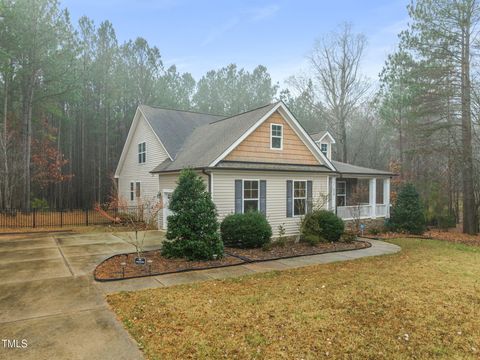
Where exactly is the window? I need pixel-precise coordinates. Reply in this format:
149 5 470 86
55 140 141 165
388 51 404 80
243 180 259 212
293 181 307 216
337 181 346 207
138 142 146 163
135 182 141 198
320 143 328 156
130 182 134 201
270 124 283 149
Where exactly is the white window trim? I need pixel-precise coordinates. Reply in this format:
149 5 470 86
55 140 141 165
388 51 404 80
270 123 283 150
293 180 307 217
138 141 146 164
242 179 260 213
337 180 346 206
130 181 135 201
320 143 328 156
135 181 141 199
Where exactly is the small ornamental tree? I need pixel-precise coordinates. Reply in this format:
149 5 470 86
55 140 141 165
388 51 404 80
388 183 426 235
161 169 223 260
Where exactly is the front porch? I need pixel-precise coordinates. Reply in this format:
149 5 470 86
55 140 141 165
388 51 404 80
330 177 391 221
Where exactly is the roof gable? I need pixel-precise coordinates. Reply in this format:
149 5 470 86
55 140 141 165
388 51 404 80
310 130 336 144
115 108 169 177
224 111 320 165
151 102 336 172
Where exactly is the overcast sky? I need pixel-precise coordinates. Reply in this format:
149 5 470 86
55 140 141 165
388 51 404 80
63 0 409 86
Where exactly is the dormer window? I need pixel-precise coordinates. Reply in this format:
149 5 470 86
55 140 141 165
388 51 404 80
270 124 283 150
138 142 146 163
320 143 328 157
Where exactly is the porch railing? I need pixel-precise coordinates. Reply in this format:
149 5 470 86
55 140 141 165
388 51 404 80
336 205 372 220
375 204 388 217
336 204 389 220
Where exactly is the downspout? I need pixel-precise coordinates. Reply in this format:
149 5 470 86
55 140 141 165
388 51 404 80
202 169 212 194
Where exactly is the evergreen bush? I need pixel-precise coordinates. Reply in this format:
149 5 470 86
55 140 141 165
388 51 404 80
300 210 344 243
388 183 426 235
161 169 223 260
220 212 272 248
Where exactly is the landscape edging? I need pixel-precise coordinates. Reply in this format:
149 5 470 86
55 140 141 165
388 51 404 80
94 240 372 282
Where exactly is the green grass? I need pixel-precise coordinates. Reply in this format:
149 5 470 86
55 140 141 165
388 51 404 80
107 239 480 359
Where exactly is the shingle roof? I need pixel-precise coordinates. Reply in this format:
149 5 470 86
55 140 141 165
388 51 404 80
310 130 329 142
143 102 393 177
332 161 393 176
139 105 224 158
150 103 279 172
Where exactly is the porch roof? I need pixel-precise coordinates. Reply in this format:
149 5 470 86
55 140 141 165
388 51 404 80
332 161 394 177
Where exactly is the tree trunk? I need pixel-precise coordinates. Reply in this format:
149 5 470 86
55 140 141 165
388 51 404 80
22 77 35 210
2 70 9 208
340 115 347 163
461 24 476 234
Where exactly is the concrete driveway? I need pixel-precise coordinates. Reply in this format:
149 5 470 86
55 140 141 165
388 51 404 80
0 230 164 360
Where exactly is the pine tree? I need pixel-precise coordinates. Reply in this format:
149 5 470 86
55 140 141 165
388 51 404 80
161 169 223 260
389 183 426 235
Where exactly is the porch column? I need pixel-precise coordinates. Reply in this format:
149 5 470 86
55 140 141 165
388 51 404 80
369 178 376 219
330 176 336 212
384 178 391 218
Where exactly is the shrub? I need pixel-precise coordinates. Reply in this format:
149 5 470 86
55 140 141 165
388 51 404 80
436 214 456 230
388 183 426 235
300 210 344 243
303 233 323 246
32 198 49 210
276 224 288 247
340 231 357 243
220 212 272 248
161 169 223 260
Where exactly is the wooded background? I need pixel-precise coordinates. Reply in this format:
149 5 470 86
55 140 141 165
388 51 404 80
0 0 479 234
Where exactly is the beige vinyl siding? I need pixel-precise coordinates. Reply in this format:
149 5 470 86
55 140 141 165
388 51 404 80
117 114 168 206
158 171 208 229
211 170 329 237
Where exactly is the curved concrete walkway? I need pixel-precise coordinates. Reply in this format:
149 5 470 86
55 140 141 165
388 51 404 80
95 238 401 293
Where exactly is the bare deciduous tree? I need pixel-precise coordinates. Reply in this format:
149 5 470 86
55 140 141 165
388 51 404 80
309 23 371 163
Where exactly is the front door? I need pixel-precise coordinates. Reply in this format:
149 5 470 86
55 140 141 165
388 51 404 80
162 190 173 229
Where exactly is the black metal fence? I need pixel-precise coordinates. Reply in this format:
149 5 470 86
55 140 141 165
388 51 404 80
0 207 145 229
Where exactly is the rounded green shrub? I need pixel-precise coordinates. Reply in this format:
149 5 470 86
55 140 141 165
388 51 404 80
300 210 344 243
220 212 272 248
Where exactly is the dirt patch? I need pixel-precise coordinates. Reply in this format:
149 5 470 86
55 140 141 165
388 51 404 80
226 241 369 261
94 250 245 281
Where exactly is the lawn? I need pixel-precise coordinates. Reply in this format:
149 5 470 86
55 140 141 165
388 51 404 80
107 239 480 359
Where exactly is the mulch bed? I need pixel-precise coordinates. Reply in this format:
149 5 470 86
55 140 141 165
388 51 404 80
94 251 245 281
94 240 371 281
225 241 369 261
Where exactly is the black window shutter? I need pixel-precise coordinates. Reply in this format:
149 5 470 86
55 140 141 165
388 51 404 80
307 180 313 213
235 180 243 214
260 180 267 215
286 180 293 218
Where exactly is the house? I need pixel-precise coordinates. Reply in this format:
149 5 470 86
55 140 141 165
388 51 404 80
114 101 394 236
